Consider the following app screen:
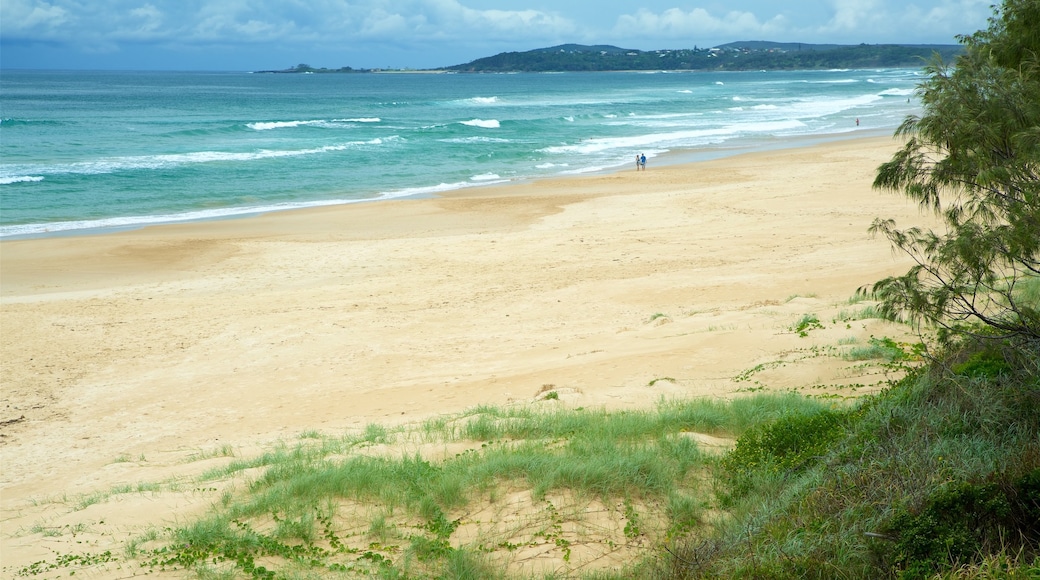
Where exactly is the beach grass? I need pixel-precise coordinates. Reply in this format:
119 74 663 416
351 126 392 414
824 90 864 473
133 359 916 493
659 336 1040 579
13 333 1039 578
65 393 822 579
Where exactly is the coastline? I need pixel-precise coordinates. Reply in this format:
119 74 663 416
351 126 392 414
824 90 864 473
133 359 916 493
0 127 895 242
1 134 933 572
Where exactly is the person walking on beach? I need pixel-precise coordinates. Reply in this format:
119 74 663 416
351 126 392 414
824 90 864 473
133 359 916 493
636 154 642 171
640 153 646 171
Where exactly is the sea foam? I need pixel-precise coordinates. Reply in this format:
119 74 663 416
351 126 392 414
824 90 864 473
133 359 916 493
4 140 389 177
248 120 326 131
460 119 500 128
0 175 44 185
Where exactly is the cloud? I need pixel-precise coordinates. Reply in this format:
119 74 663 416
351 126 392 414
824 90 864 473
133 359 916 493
821 0 885 33
1 1 995 69
190 2 302 42
613 7 787 41
818 0 992 41
1 0 575 49
1 0 71 37
355 0 575 42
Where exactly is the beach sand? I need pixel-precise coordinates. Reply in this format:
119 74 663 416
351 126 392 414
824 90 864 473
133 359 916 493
0 135 931 574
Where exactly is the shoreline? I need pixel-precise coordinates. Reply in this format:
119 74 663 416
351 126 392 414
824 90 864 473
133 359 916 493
1 133 932 572
0 127 896 242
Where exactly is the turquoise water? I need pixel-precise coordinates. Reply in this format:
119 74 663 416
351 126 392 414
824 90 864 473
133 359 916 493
0 69 920 237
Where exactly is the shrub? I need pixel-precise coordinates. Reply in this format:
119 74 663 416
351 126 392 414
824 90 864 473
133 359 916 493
881 470 1040 579
719 407 848 503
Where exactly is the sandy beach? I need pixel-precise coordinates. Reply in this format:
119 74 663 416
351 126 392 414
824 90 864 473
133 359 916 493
1 135 931 573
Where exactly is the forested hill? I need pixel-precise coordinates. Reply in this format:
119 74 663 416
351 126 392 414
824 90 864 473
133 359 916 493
444 42 963 72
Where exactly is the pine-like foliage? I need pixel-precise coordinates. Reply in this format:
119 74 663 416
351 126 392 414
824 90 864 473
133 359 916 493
870 0 1040 343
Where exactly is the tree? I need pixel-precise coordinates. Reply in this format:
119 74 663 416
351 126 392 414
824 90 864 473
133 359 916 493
869 0 1040 343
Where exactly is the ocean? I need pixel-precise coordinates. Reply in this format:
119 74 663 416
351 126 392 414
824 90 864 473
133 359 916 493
0 68 920 238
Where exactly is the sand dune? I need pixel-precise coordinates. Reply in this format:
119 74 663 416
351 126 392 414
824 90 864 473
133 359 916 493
0 135 933 573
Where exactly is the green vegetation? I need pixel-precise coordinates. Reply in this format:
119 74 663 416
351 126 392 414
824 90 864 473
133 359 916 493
108 394 831 579
844 336 914 362
446 42 964 73
18 337 1037 578
869 0 1040 344
790 313 825 337
258 42 964 74
255 63 371 73
12 4 1037 578
662 337 1039 579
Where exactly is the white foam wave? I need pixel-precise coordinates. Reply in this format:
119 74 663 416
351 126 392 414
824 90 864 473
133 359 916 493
678 90 693 94
0 204 352 238
470 173 502 182
440 137 511 144
0 175 44 185
715 81 724 86
725 94 884 120
879 88 914 97
786 94 883 117
559 164 615 175
248 120 325 131
0 179 492 238
4 140 386 177
460 119 500 129
540 119 807 156
332 117 381 123
469 96 499 105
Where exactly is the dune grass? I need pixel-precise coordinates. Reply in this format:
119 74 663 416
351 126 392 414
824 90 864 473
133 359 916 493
14 331 1038 579
659 336 1040 579
128 336 1037 580
111 393 832 579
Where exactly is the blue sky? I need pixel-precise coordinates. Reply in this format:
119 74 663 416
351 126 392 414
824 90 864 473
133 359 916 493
1 0 994 71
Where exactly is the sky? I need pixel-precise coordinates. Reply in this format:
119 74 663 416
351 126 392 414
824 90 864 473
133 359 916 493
1 0 995 71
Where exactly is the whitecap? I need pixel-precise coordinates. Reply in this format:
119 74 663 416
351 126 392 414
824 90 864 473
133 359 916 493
2 140 388 177
539 119 807 156
470 173 502 181
247 120 325 131
460 119 500 129
0 175 44 185
878 88 914 97
469 96 499 105
439 137 511 144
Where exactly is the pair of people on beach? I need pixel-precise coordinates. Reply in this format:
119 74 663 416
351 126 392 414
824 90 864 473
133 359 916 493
635 153 646 171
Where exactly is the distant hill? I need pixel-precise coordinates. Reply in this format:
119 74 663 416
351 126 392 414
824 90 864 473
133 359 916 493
444 42 964 73
530 44 635 55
